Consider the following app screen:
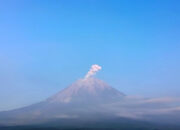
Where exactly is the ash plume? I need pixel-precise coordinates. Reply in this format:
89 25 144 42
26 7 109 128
85 64 102 79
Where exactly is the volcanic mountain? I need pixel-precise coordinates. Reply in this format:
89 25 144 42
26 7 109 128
0 77 125 126
1 76 180 129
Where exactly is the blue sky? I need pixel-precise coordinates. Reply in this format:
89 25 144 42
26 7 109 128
0 0 180 110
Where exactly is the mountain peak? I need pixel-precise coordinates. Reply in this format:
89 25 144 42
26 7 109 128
73 77 111 90
47 78 125 103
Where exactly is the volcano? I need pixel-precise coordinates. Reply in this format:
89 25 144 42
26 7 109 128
0 77 125 126
1 69 180 129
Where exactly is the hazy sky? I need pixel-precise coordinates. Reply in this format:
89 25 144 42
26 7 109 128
0 0 180 111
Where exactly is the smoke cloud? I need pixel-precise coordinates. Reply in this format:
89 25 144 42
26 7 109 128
85 64 102 79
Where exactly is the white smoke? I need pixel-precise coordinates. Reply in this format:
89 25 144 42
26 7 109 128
85 64 102 79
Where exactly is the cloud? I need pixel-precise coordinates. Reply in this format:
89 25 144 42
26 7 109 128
138 97 180 104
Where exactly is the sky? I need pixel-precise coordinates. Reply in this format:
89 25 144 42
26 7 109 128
0 0 180 111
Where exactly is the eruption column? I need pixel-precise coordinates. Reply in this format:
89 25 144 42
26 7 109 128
85 64 102 79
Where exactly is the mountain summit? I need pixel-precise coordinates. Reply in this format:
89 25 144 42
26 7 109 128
47 77 125 104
